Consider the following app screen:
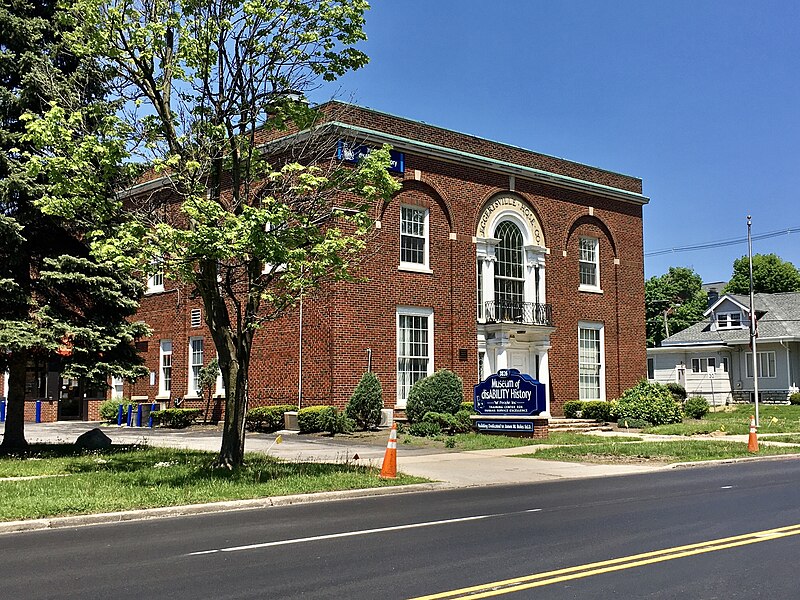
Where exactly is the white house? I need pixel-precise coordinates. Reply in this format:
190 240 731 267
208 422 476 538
647 293 800 406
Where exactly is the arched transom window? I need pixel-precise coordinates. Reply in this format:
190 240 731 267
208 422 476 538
494 221 524 312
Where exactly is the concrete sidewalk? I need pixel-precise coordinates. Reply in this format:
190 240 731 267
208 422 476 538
18 421 665 486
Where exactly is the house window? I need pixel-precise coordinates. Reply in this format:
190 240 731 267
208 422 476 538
478 350 486 382
746 351 776 378
494 221 524 320
400 206 429 269
717 312 743 329
720 356 728 373
578 237 600 291
691 357 717 373
476 259 484 320
111 376 124 399
159 340 172 397
191 308 202 328
578 322 604 400
647 357 655 380
146 269 164 294
396 307 433 407
189 337 204 396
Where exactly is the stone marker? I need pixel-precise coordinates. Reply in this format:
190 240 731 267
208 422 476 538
75 428 112 450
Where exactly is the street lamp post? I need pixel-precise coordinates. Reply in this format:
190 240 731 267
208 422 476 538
748 215 760 427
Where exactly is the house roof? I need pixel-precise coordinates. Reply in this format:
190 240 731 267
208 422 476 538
661 292 800 347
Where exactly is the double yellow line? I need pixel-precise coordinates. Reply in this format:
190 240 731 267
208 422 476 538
411 523 800 599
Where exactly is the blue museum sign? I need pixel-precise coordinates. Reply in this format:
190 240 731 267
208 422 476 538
473 369 546 416
337 140 405 173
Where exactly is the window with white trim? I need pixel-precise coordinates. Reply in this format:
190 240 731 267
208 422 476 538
111 376 124 399
716 312 743 329
647 357 655 380
215 356 225 397
158 340 172 397
578 236 600 291
746 351 776 378
691 357 716 373
578 322 605 400
146 269 164 294
188 337 204 396
494 221 524 321
396 307 433 407
399 205 429 269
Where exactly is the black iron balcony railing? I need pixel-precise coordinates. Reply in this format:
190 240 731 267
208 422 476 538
484 301 553 327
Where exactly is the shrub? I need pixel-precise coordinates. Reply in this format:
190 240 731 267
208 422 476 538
345 372 384 430
790 393 800 406
151 408 202 428
99 399 132 423
409 421 441 437
298 406 353 434
459 402 476 414
421 411 472 435
612 379 682 426
454 409 474 433
616 417 651 429
406 369 464 423
684 396 710 419
666 382 687 402
563 401 582 419
245 404 296 433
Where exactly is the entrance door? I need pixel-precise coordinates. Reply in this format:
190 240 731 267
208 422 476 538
58 378 82 420
508 350 530 376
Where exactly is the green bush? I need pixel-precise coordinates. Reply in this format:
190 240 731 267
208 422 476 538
99 399 132 422
459 402 476 414
406 369 464 423
666 382 687 402
612 380 682 426
684 396 710 419
245 404 296 433
151 408 202 428
298 405 353 434
454 409 474 433
345 372 384 430
421 411 472 435
790 393 800 406
563 401 582 419
409 421 441 437
616 417 651 429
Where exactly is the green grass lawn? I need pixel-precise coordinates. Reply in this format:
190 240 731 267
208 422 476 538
0 445 426 522
400 431 642 451
644 404 800 435
520 439 800 464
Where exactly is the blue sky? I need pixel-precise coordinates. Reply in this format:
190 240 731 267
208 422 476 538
313 1 800 284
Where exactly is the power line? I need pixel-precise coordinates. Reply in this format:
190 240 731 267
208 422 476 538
645 226 800 257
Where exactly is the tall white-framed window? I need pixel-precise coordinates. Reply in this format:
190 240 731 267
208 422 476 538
578 236 600 292
647 357 655 380
146 269 164 294
158 340 172 397
399 205 429 270
188 337 204 396
578 321 605 400
494 221 524 321
215 356 225 397
396 307 434 407
746 351 776 378
111 376 124 399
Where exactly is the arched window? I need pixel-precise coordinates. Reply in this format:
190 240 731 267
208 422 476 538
494 221 524 320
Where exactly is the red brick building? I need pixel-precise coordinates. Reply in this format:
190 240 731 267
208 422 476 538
5 102 649 421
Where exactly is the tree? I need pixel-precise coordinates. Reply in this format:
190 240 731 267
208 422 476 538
345 371 383 430
645 267 707 347
27 0 399 467
0 0 148 450
724 253 800 295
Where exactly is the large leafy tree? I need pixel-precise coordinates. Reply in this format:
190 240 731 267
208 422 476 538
645 267 707 347
28 0 399 467
0 0 148 449
724 253 800 295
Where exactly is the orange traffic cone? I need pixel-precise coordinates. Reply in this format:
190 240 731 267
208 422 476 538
748 415 759 453
380 423 398 479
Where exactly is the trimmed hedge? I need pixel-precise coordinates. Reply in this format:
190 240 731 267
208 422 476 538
612 380 682 426
151 408 202 428
684 396 710 419
409 421 441 437
562 400 612 421
246 404 296 433
345 372 384 430
406 369 464 423
297 405 353 434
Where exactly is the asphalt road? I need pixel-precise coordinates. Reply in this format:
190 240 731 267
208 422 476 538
5 459 800 599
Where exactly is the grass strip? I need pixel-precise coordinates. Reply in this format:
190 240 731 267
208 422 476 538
399 432 642 451
645 405 800 436
0 445 426 521
517 440 800 464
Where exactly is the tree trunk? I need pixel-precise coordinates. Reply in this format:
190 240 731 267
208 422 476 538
215 355 249 468
1 352 29 451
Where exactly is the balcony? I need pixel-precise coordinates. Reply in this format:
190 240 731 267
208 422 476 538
484 301 553 327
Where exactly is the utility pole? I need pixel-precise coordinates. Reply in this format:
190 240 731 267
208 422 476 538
748 215 759 427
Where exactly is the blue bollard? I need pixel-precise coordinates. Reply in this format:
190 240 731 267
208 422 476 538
0 399 5 422
126 403 133 427
136 403 142 427
149 402 157 428
117 404 124 426
35 400 42 423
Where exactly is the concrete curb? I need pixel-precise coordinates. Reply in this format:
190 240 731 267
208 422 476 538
669 452 800 469
0 482 451 535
